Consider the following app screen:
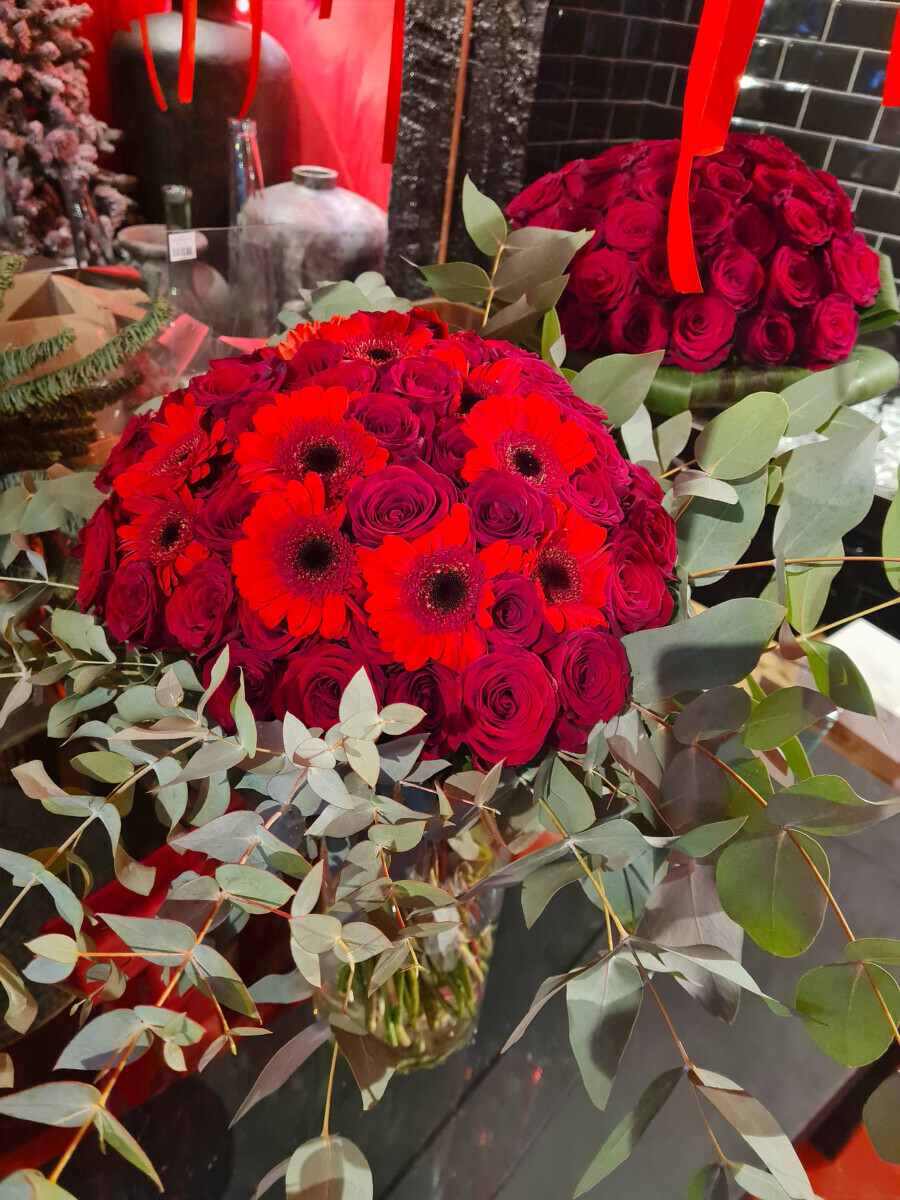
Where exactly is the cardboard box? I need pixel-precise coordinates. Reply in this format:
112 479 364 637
0 272 149 384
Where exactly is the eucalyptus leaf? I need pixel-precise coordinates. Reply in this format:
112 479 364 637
230 1020 331 1125
862 1072 900 1164
679 467 768 586
781 550 843 635
674 687 751 745
285 1135 373 1200
417 261 491 305
686 1164 729 1200
728 1163 791 1200
0 1081 100 1127
671 470 739 504
624 598 784 703
216 864 294 914
691 1067 816 1199
781 361 857 437
55 1009 148 1071
742 686 835 752
795 961 900 1066
846 938 900 964
538 757 594 835
0 956 36 1034
884 467 900 593
461 175 507 257
570 351 664 427
331 1014 396 1109
567 954 642 1110
574 1066 683 1195
521 860 583 929
94 1109 163 1188
765 776 900 836
654 410 692 470
804 640 876 716
716 829 829 956
695 391 788 480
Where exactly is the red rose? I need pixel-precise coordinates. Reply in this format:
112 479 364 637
637 243 677 299
587 174 631 208
310 360 378 393
605 200 665 252
484 572 551 653
558 301 605 352
805 295 859 366
190 358 286 411
194 467 254 556
731 204 777 259
506 172 565 223
737 309 796 366
814 170 854 234
628 462 664 503
689 187 733 246
570 247 634 312
702 160 751 203
456 650 557 768
779 197 831 248
240 598 301 656
272 645 381 730
282 339 343 382
383 662 460 757
668 296 736 371
606 294 669 355
547 628 629 751
826 234 881 307
75 506 117 613
767 246 821 309
428 416 473 483
633 167 676 208
202 644 277 730
381 356 462 417
563 457 625 527
165 559 237 654
627 494 676 572
750 165 796 206
95 411 155 494
348 391 434 461
606 531 673 635
707 243 765 313
105 561 164 648
742 134 803 169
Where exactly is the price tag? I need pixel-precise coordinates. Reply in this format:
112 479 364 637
167 231 198 262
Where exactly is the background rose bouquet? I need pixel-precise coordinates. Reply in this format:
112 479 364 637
507 133 891 374
76 307 675 768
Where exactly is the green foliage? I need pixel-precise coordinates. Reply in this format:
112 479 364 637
1 206 900 1200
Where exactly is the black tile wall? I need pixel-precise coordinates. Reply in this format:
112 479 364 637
525 0 900 284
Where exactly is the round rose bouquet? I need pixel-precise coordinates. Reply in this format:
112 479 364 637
76 308 675 767
507 132 883 372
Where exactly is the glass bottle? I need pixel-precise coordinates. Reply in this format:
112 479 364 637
226 120 276 336
162 183 204 320
227 117 265 227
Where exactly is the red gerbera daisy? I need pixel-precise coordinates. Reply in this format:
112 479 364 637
461 391 595 489
232 473 358 639
114 394 226 499
527 507 610 633
360 504 522 671
453 359 523 415
118 488 208 595
277 309 443 368
235 386 387 504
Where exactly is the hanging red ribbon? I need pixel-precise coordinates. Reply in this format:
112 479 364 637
137 0 167 111
668 0 765 293
237 0 264 118
177 0 198 103
319 0 334 16
381 0 406 164
884 6 900 105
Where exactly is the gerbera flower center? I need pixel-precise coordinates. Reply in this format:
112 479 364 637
301 438 343 477
513 448 542 478
159 518 187 551
294 533 337 577
406 546 485 633
348 337 401 366
275 516 357 602
427 567 470 614
499 432 556 487
536 547 582 604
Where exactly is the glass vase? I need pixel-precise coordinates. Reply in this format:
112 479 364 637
318 839 503 1073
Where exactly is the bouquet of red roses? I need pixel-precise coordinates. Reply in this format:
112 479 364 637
76 307 675 767
507 133 884 372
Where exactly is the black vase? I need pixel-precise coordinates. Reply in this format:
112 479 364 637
109 0 292 228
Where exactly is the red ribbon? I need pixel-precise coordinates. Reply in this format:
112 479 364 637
885 6 900 105
381 0 406 164
177 0 198 103
668 0 765 293
319 0 334 16
238 0 264 118
138 0 167 111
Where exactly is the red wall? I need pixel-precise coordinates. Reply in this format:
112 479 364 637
81 0 394 208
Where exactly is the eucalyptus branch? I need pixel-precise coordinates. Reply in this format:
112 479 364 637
689 554 900 580
480 243 505 329
0 575 77 590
